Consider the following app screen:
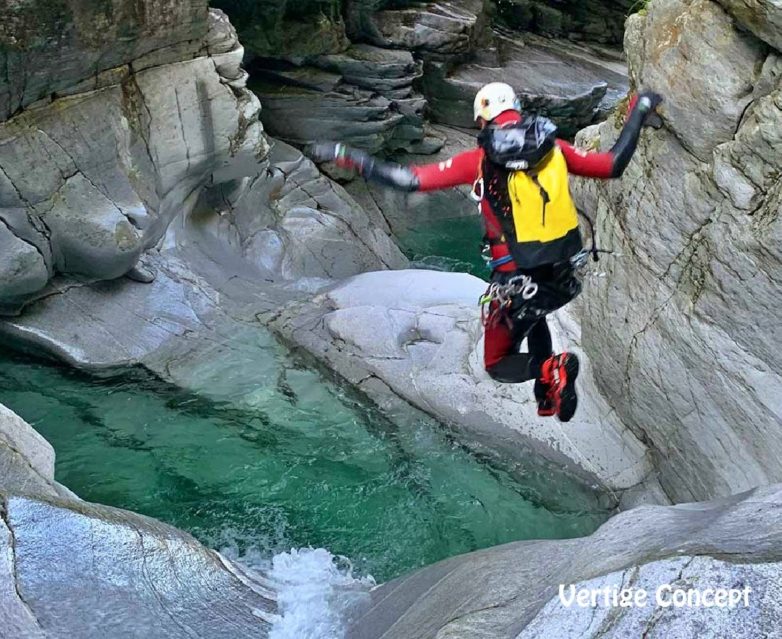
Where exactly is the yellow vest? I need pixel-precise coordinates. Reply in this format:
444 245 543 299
506 147 579 244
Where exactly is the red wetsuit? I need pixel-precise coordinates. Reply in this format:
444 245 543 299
409 111 615 371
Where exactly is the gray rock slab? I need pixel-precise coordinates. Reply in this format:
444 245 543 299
347 484 782 639
0 0 208 121
421 34 613 135
714 0 782 51
628 0 767 162
344 124 478 238
0 9 268 311
520 556 782 638
370 0 487 54
0 404 73 500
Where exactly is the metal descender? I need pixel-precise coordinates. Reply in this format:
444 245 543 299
479 273 539 325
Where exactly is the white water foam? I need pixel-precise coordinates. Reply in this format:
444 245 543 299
267 548 376 639
221 541 376 639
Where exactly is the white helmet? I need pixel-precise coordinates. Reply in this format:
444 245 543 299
473 82 521 122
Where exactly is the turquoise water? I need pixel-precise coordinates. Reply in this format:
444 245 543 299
398 215 489 277
0 344 609 582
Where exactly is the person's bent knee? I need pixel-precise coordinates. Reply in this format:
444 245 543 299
486 363 504 381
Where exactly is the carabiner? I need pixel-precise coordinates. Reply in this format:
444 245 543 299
470 178 484 202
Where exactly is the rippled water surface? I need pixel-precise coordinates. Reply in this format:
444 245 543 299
397 214 488 277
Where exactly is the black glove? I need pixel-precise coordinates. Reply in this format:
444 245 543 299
308 142 371 171
307 141 420 192
636 91 664 129
609 90 664 177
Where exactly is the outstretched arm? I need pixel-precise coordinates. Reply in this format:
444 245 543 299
309 143 481 192
559 91 664 179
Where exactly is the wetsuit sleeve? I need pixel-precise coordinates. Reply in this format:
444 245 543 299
557 141 615 178
411 148 483 192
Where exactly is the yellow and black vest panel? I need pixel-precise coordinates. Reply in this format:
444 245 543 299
483 147 582 269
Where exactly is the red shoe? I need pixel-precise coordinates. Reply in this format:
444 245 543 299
539 353 580 422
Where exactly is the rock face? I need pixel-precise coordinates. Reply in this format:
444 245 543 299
347 483 782 639
714 0 782 51
0 5 267 312
343 123 478 238
1 494 277 638
266 269 661 505
212 0 348 56
191 137 407 282
0 135 406 377
216 0 627 157
571 0 782 503
497 0 636 45
421 30 628 135
0 403 277 638
0 0 208 120
248 46 432 154
519 555 782 638
0 1 404 315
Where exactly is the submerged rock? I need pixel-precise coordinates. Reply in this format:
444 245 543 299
348 483 782 639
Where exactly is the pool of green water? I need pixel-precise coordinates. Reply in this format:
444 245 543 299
0 343 609 582
397 214 489 277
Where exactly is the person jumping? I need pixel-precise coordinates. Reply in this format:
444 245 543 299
310 82 662 422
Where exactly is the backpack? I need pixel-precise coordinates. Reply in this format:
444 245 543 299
477 116 582 269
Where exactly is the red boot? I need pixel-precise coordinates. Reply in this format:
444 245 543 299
539 353 580 422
